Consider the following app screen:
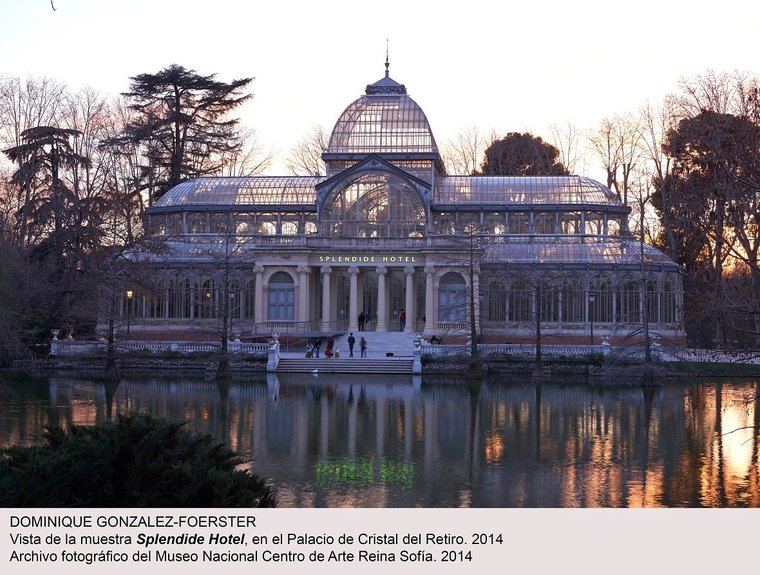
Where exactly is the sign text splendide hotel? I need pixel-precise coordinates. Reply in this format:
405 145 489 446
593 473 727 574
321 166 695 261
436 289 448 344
318 255 418 264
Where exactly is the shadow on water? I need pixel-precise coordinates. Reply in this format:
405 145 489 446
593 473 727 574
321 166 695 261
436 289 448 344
1 370 758 507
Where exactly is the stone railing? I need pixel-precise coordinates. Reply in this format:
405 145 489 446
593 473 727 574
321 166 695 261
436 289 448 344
420 343 606 358
50 338 268 356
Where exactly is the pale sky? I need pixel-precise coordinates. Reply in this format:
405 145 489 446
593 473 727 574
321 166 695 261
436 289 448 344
1 0 758 178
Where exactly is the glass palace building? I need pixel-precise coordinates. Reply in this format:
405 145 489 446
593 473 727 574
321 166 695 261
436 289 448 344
120 67 684 344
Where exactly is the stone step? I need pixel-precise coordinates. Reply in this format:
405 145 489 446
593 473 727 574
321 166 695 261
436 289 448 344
277 357 413 374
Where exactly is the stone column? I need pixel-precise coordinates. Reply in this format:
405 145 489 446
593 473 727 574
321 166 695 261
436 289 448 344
297 265 310 324
254 265 264 326
404 265 415 333
375 265 388 332
423 266 435 337
320 265 332 332
348 266 359 332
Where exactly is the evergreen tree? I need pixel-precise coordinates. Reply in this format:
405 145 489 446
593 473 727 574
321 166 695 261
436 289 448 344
478 132 568 176
122 64 253 200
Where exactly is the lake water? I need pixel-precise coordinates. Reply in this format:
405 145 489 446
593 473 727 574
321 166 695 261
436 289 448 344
1 371 758 507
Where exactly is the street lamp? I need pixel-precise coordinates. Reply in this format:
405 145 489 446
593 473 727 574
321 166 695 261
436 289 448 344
588 292 595 346
126 290 133 340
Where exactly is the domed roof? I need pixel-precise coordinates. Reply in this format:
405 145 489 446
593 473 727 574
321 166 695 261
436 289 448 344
327 69 439 156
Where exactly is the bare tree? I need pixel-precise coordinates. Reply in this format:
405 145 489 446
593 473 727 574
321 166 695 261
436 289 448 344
549 122 584 174
216 127 272 177
589 114 643 206
442 126 493 174
286 125 327 176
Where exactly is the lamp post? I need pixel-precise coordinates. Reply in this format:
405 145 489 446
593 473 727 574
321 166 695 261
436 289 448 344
588 292 595 347
126 290 133 340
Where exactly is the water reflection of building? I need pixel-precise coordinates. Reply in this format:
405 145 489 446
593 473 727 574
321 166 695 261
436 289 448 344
1 376 757 507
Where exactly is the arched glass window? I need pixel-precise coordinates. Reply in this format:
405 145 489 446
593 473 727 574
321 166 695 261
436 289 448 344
619 280 640 323
484 213 505 235
562 279 584 322
661 281 676 324
590 278 613 323
459 215 479 234
258 220 277 235
535 213 555 234
362 275 377 324
188 214 206 234
244 277 256 319
304 220 318 235
560 212 581 234
281 221 299 235
438 273 466 322
236 219 254 235
538 283 559 322
322 171 426 238
646 280 658 324
508 280 532 322
508 213 529 234
168 215 183 235
228 279 241 319
486 280 506 322
389 275 404 323
146 281 166 319
195 277 217 319
211 214 229 234
168 276 190 318
268 271 295 321
435 215 456 234
336 274 350 323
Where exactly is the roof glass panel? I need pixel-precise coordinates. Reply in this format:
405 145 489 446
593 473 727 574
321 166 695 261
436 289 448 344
155 177 323 208
435 176 620 206
483 237 675 266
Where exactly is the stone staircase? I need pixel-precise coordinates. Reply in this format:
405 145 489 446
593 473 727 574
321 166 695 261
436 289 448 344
276 357 413 374
333 330 419 358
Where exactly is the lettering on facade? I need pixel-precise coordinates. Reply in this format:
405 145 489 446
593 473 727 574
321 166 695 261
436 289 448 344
318 255 417 264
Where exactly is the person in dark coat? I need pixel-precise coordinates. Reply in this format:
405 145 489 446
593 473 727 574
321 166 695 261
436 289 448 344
347 332 356 357
358 312 365 331
399 309 406 332
314 338 321 357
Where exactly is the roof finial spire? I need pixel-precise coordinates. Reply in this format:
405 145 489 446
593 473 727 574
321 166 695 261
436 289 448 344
385 38 390 77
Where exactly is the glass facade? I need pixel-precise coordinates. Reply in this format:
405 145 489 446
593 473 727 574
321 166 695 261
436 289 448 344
114 67 683 342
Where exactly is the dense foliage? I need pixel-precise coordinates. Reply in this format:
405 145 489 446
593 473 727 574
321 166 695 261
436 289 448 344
0 414 276 507
478 132 568 176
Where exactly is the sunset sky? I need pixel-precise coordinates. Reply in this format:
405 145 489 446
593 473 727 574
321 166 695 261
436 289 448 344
1 0 759 177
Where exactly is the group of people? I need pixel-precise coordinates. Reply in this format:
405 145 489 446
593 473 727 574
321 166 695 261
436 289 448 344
306 334 367 358
357 309 407 331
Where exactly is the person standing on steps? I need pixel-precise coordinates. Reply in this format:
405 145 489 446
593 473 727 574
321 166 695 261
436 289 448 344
347 332 356 357
358 312 365 331
360 336 367 358
314 338 321 358
399 309 406 332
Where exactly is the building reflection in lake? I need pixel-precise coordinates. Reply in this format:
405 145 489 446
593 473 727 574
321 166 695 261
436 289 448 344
0 373 758 508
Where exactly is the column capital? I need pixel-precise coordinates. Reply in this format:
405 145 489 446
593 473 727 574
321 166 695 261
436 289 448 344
253 264 265 274
320 265 332 275
424 265 436 276
403 265 415 275
375 265 388 275
297 265 311 274
348 266 360 276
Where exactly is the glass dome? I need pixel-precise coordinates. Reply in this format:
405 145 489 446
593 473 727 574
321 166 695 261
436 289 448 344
327 74 438 155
